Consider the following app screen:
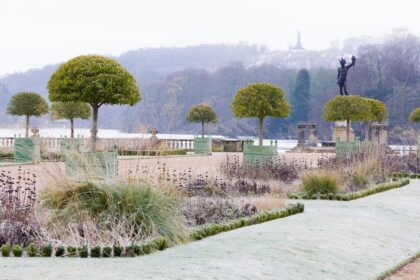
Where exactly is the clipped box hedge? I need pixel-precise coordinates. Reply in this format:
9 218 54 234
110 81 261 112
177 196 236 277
190 203 305 240
288 179 410 201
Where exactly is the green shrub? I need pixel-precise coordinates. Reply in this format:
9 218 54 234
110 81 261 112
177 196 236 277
133 244 141 256
102 246 112 257
190 203 304 240
90 246 101 258
28 243 38 257
1 244 10 257
152 237 170 251
78 245 88 258
140 243 152 255
66 246 77 257
41 244 52 257
55 246 65 257
113 244 122 257
124 245 135 257
300 170 340 196
12 245 23 257
41 180 187 243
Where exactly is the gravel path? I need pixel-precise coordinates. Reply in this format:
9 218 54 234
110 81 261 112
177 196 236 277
1 180 419 280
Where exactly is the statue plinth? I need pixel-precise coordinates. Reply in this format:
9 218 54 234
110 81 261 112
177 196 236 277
332 121 354 142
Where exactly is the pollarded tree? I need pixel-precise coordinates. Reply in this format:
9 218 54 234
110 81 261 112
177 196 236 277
51 102 92 138
363 98 387 140
323 95 371 141
187 103 217 138
48 55 141 151
231 83 291 146
409 107 420 123
7 92 49 138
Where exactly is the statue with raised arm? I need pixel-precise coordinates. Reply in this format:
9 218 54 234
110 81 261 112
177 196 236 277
337 56 356 96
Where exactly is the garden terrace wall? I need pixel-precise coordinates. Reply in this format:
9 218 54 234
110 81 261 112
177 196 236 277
288 179 410 201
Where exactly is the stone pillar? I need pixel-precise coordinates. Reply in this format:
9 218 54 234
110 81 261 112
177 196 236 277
371 123 380 142
378 123 388 146
332 121 355 142
307 122 318 147
150 128 160 149
297 122 306 147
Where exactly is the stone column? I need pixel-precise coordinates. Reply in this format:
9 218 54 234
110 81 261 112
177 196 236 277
307 122 318 147
297 122 306 147
150 127 160 149
378 123 388 146
371 122 380 143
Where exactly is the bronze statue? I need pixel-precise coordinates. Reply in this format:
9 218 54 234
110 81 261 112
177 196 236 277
337 56 356 95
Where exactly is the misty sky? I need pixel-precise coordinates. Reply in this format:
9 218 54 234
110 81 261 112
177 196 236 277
0 0 419 76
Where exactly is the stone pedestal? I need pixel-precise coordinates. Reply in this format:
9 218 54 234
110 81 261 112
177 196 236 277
332 121 354 142
149 128 161 149
307 122 318 147
372 123 388 146
297 122 306 147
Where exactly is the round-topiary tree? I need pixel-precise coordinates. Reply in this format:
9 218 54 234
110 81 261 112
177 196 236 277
231 83 291 146
48 55 140 151
7 92 49 138
409 107 420 123
323 95 371 141
363 98 387 140
187 103 217 138
51 101 92 138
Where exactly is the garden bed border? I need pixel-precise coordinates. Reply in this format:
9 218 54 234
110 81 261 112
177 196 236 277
288 179 410 201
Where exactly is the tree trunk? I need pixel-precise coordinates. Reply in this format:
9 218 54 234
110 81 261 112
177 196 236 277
70 118 74 139
346 119 350 142
91 105 99 152
25 114 29 138
258 118 264 146
201 121 205 138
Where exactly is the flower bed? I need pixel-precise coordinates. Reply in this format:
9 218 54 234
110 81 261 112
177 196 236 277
288 179 410 201
0 203 304 258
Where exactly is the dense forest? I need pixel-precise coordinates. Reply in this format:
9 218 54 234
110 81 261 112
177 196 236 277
0 31 419 143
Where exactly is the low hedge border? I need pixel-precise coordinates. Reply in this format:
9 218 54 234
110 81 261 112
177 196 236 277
190 203 305 240
288 179 410 201
391 172 420 179
0 203 304 258
0 236 170 258
376 251 420 280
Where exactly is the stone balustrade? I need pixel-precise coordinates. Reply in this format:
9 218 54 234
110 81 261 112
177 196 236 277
0 137 196 153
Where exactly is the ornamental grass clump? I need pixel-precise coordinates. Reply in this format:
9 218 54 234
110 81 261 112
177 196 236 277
300 170 341 196
40 179 187 246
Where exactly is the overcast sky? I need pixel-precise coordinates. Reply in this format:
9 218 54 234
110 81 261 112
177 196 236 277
0 0 419 76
